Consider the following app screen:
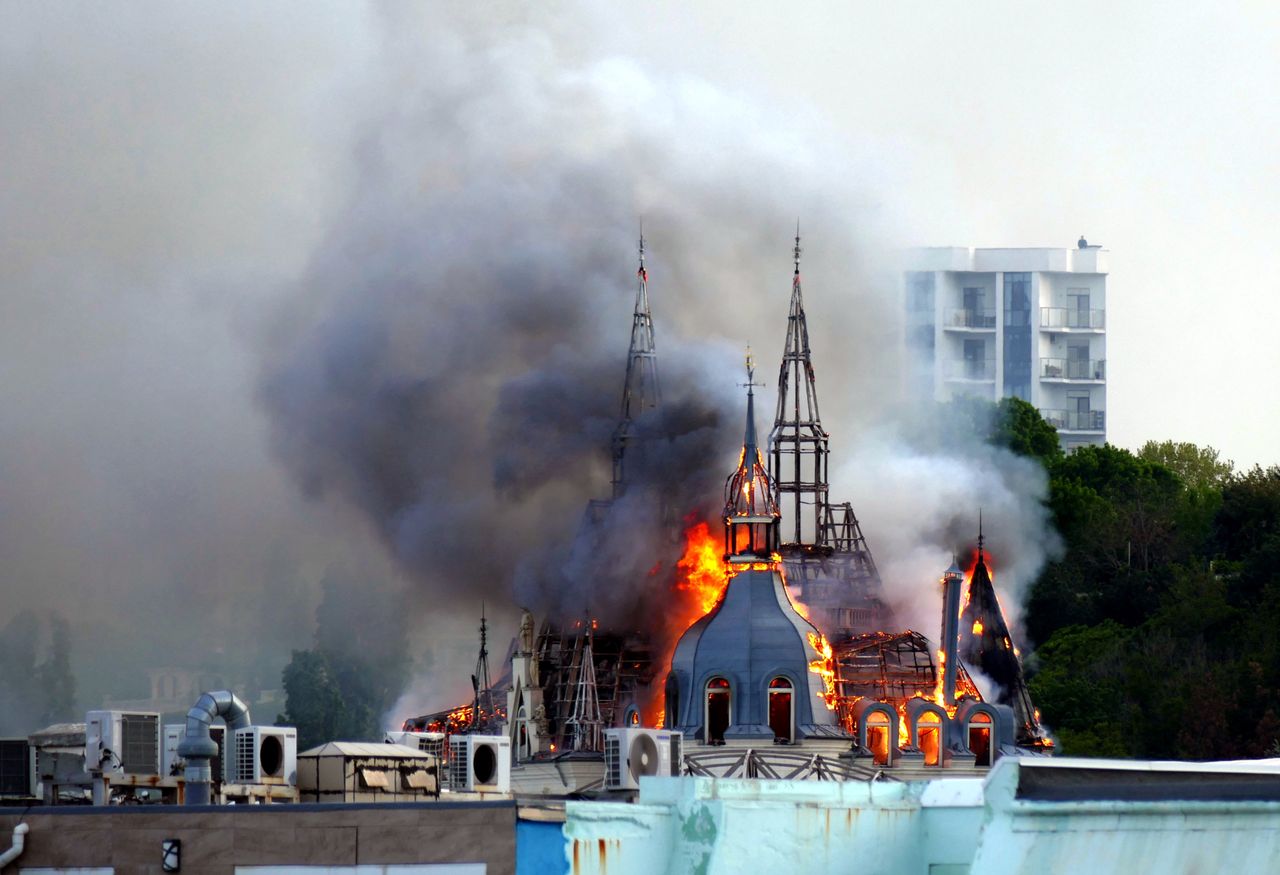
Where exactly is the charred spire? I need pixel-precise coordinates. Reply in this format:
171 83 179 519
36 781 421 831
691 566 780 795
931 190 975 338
610 228 661 499
769 227 830 546
958 527 1052 748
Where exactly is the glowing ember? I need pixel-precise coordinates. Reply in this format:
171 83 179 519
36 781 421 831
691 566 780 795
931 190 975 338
806 631 838 711
972 617 984 635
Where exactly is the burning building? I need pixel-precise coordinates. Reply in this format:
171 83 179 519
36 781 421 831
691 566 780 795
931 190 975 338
664 355 846 748
403 232 1052 788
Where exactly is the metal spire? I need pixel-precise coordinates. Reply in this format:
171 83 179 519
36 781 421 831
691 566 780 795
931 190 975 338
742 347 764 460
470 603 495 732
565 619 603 751
769 227 830 546
610 227 661 499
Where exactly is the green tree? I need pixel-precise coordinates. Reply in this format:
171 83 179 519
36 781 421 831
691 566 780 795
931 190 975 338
1027 621 1132 756
277 568 411 749
37 613 76 725
994 397 1063 465
277 649 346 750
1138 440 1234 490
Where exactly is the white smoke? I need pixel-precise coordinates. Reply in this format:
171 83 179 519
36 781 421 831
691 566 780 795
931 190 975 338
832 417 1063 644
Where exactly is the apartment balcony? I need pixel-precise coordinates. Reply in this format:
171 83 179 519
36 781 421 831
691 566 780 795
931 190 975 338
945 358 996 381
1040 358 1106 381
1040 409 1106 432
943 308 997 330
1041 307 1105 331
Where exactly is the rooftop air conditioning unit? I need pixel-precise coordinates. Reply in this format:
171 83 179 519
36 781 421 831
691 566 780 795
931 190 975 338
385 731 446 764
447 734 510 794
85 710 161 777
163 724 227 781
231 726 297 786
604 728 682 791
0 738 37 797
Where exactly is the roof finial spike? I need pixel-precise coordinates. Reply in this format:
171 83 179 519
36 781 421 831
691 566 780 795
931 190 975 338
977 509 985 561
638 218 645 268
793 220 802 275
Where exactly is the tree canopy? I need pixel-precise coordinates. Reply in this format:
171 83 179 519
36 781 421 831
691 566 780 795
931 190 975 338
978 404 1280 759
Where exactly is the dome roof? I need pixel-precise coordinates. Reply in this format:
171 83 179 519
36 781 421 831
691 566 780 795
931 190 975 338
666 568 846 741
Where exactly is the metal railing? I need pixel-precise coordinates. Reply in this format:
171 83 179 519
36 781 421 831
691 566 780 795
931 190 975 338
943 308 997 329
1040 358 1106 380
945 358 996 380
1040 409 1106 431
1041 308 1105 330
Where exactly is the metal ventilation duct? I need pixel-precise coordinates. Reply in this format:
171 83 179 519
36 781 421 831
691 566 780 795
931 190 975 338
176 690 251 805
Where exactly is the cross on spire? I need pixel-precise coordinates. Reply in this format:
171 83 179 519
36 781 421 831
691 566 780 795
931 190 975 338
793 220 802 275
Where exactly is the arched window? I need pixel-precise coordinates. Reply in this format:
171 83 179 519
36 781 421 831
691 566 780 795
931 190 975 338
705 677 731 744
917 711 941 766
968 712 992 767
767 677 794 743
866 711 892 765
625 706 641 727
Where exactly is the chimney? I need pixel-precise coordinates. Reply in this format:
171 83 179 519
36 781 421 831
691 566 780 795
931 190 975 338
939 559 964 708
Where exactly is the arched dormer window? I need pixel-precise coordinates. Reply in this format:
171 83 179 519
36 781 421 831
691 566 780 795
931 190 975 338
917 711 941 766
768 677 794 743
705 677 731 744
866 710 892 765
968 711 993 767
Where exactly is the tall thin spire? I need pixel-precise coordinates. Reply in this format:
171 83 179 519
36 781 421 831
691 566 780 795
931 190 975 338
610 228 661 499
470 603 496 732
769 228 830 546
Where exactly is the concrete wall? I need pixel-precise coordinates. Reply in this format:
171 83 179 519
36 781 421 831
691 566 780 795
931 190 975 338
0 802 515 875
564 776 983 875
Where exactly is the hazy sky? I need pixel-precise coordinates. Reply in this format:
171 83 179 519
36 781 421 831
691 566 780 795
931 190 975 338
616 1 1280 467
2 1 1277 714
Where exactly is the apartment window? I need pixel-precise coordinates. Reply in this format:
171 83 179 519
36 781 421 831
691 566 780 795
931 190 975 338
907 272 935 312
1003 273 1032 400
963 339 987 379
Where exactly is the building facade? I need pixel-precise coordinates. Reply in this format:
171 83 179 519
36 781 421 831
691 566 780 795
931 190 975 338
904 242 1108 449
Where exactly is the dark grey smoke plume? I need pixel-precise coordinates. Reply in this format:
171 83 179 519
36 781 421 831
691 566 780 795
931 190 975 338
0 1 1062 729
254 3 891 629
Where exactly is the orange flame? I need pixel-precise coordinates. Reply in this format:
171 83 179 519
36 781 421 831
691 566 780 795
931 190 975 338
806 631 838 711
972 617 984 635
674 521 729 614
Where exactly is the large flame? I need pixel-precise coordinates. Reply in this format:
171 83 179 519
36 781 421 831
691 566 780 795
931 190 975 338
674 521 729 614
806 631 838 711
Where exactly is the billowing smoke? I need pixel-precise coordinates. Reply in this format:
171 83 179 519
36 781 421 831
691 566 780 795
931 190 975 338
832 415 1062 641
0 1 1063 730
257 3 1062 720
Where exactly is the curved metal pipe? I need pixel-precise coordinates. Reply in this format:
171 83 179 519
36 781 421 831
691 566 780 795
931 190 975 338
0 823 29 868
176 690 251 805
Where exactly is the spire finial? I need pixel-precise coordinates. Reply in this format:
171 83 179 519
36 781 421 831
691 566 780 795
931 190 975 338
793 221 802 276
638 218 645 269
977 509 985 561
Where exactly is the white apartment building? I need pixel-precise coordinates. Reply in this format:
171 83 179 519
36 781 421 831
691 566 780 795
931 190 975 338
904 241 1107 449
